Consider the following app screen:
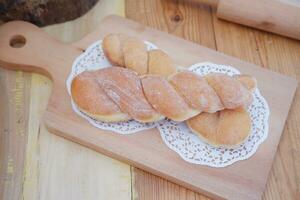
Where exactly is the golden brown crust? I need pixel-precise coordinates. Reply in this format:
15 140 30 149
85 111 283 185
72 68 255 147
102 34 177 76
122 37 148 74
205 73 253 109
141 74 199 121
187 108 251 147
148 50 177 77
71 70 129 122
95 67 162 122
102 33 128 67
235 74 257 92
169 71 224 113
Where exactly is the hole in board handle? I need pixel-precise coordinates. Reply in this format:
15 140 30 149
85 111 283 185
10 35 26 48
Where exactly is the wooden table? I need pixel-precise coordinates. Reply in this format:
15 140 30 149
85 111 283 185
0 0 299 199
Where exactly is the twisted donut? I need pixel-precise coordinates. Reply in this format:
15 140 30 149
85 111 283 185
71 67 255 123
103 33 177 77
71 34 258 147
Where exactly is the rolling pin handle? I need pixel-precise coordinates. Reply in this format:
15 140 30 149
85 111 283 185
191 0 219 7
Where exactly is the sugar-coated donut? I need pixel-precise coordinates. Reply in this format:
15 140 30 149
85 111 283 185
141 74 199 121
122 37 148 74
102 33 128 67
205 73 253 109
96 67 162 122
187 108 251 147
169 71 223 113
71 70 129 122
148 49 177 77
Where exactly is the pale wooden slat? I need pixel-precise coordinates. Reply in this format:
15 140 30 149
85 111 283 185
0 70 31 200
125 0 216 49
43 0 125 43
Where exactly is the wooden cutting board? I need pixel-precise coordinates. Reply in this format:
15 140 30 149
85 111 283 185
0 15 297 200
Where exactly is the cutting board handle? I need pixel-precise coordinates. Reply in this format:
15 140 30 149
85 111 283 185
0 21 82 80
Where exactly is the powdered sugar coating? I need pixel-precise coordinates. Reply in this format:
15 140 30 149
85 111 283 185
158 62 270 167
66 40 159 134
96 67 161 122
169 71 223 113
142 75 199 121
205 73 252 109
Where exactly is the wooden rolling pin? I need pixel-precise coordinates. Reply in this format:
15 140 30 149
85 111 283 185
193 0 300 40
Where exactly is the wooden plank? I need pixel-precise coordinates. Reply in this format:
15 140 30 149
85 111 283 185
125 0 216 49
22 74 52 200
132 167 210 200
43 0 125 43
0 69 31 200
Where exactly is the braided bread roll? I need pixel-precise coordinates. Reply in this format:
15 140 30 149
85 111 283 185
71 67 255 120
103 33 177 77
71 34 257 147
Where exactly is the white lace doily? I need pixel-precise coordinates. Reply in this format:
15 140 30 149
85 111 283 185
66 40 159 134
66 39 270 167
157 62 270 167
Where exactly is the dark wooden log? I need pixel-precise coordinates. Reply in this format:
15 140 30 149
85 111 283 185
0 0 99 26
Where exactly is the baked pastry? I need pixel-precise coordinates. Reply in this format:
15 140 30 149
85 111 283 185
103 33 177 76
148 50 177 78
187 108 251 147
71 70 129 122
141 74 199 121
95 67 162 122
186 75 256 147
102 33 128 66
169 71 224 113
122 37 148 74
205 73 253 109
73 33 259 147
71 67 256 147
72 67 255 121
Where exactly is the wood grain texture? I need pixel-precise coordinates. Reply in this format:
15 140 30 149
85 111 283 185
216 0 300 40
43 0 125 43
0 14 296 199
0 0 299 200
125 0 300 199
0 70 31 200
189 0 300 40
0 1 132 200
